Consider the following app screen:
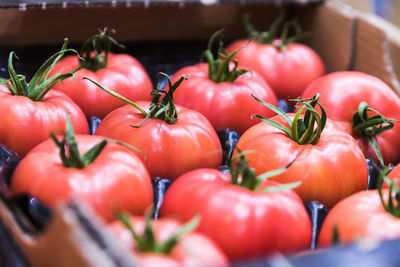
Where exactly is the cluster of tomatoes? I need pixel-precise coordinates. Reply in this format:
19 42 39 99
2 15 400 266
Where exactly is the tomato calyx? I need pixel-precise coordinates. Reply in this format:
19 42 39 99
377 167 400 218
352 102 398 166
252 94 327 145
52 113 140 169
0 38 79 101
117 212 200 254
243 12 309 51
203 30 249 83
230 150 300 191
79 27 125 72
84 73 185 126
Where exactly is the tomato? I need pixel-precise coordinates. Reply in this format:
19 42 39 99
227 40 325 101
170 31 277 134
0 39 88 157
234 95 368 208
301 71 400 165
50 29 152 119
95 101 222 180
108 216 228 267
318 189 400 246
10 133 153 222
171 63 277 134
160 168 312 261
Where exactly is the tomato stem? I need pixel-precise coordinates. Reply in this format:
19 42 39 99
117 212 200 254
79 28 125 72
352 102 398 166
203 30 249 83
252 93 326 145
377 167 400 218
0 39 80 101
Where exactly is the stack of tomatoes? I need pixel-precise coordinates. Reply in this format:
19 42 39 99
2 16 400 266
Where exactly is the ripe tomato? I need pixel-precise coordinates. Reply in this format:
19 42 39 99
0 39 88 157
95 101 222 180
301 71 400 165
227 40 325 101
171 63 277 134
50 29 152 118
234 95 368 208
318 189 400 246
10 134 153 222
108 216 228 267
160 168 312 261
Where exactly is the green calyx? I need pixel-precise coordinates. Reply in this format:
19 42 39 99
84 73 185 127
377 167 400 218
52 113 140 169
243 12 309 51
203 30 249 83
0 38 79 101
352 102 398 166
252 93 326 145
229 150 300 192
117 212 200 254
79 27 125 72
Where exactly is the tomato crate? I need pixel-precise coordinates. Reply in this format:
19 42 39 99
1 0 400 266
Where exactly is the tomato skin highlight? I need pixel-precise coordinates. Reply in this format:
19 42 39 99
50 53 153 119
301 71 400 165
171 63 278 134
318 189 400 246
10 135 153 222
234 115 368 208
160 169 312 261
0 86 88 157
95 101 222 180
108 216 228 267
226 40 325 100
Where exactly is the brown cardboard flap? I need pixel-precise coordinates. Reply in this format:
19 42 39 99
0 199 135 267
296 0 356 73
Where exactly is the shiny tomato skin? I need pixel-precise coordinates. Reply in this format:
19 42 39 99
108 216 228 267
171 63 278 134
301 71 400 165
160 169 312 261
10 135 153 222
95 102 222 180
318 189 400 246
50 53 153 119
234 115 368 208
226 40 325 100
0 86 88 157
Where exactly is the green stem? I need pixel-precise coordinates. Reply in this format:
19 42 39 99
377 167 400 218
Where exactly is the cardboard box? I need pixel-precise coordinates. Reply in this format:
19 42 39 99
1 0 400 266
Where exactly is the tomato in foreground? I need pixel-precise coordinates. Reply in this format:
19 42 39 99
161 153 311 261
10 117 153 221
0 39 88 157
301 71 400 166
171 31 278 134
109 215 228 267
93 74 222 180
226 14 324 101
234 94 368 208
50 28 152 119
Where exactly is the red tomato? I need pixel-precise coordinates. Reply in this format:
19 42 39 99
301 71 400 165
235 114 368 208
108 216 228 267
95 101 222 180
161 168 312 261
226 40 325 100
0 86 88 157
171 63 277 134
50 53 153 119
10 135 153 221
318 189 400 246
